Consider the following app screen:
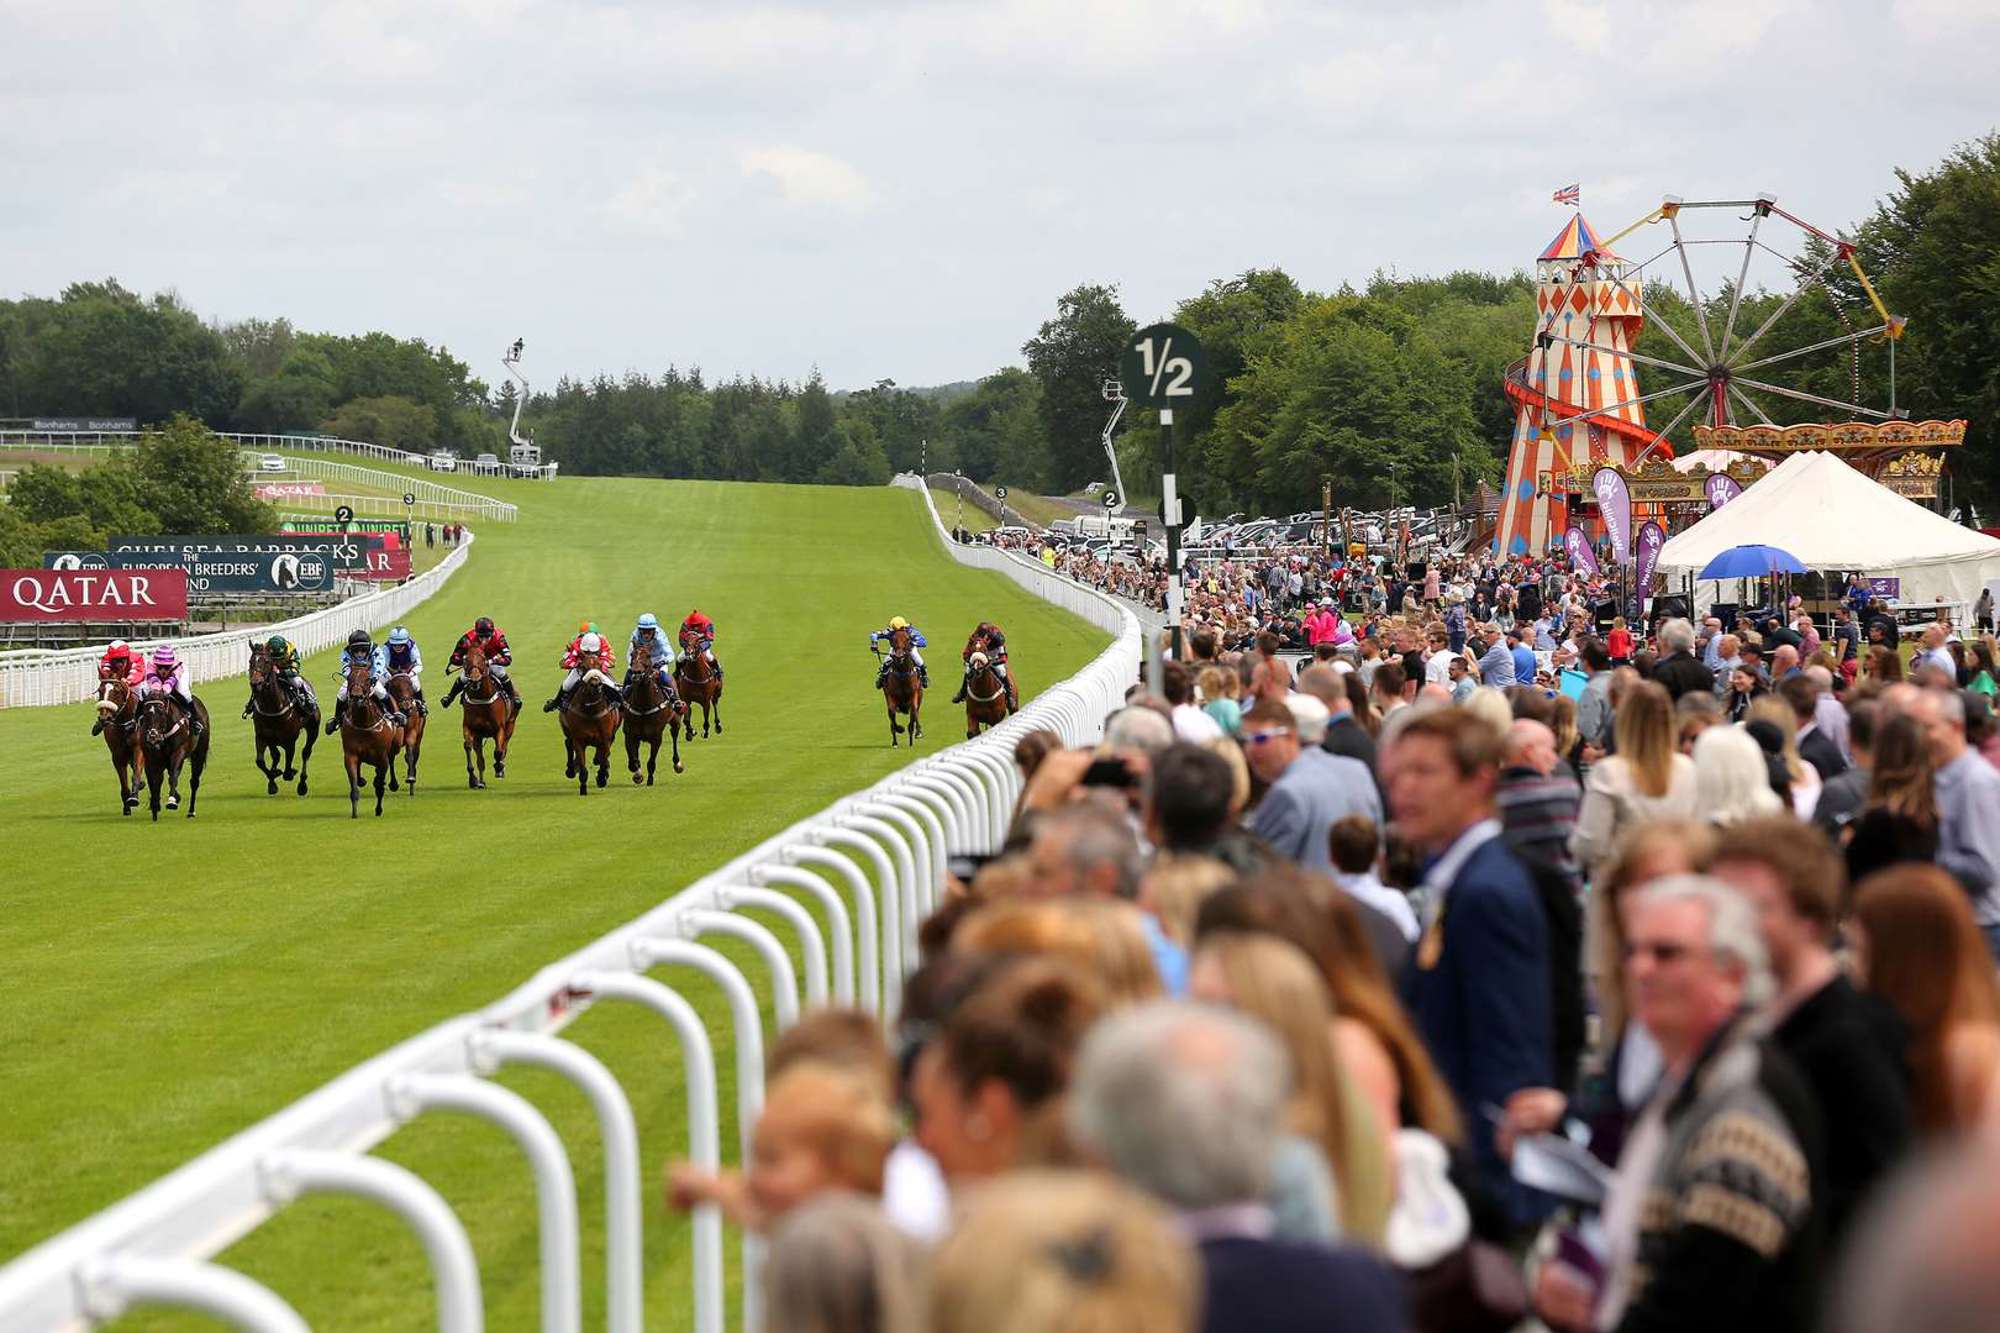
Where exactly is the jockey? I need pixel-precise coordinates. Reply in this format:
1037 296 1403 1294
140 643 203 740
243 633 316 720
953 620 1017 709
441 616 522 710
628 612 677 698
870 615 930 690
546 629 617 712
680 609 721 681
99 639 143 686
377 626 427 716
326 628 406 734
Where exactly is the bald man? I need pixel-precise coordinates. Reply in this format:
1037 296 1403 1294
1496 719 1581 888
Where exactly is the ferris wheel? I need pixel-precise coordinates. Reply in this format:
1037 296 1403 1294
1534 195 1905 462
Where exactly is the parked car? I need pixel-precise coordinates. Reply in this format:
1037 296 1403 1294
258 454 287 472
473 453 501 473
427 451 458 473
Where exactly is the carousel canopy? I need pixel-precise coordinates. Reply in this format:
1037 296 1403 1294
1656 450 2000 607
1538 214 1616 262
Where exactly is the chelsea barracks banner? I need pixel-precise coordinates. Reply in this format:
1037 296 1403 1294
1 569 188 622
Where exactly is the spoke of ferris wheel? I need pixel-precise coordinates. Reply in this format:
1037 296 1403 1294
1559 377 1706 424
1601 272 1713 371
1717 207 1766 362
1627 388 1712 469
1729 373 1895 420
1732 323 1890 376
1726 384 1777 428
1541 332 1707 382
1668 213 1717 361
1725 244 1844 369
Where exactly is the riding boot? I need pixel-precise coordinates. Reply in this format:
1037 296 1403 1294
919 664 931 689
325 698 346 735
504 678 523 710
441 678 463 709
242 694 256 719
413 689 428 717
875 664 888 691
91 716 106 736
543 687 567 713
1006 678 1019 710
951 674 967 704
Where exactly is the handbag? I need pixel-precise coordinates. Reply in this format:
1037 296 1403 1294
1388 1130 1530 1333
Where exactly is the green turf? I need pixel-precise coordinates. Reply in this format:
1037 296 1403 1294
0 477 1108 1329
927 483 998 534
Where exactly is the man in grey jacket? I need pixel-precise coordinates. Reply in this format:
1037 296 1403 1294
1241 698 1381 873
1576 637 1614 749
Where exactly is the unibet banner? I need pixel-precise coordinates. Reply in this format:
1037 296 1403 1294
281 516 414 541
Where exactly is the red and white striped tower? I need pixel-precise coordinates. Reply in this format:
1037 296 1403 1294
1494 214 1661 557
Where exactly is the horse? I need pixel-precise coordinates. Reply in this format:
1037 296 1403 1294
247 645 315 797
339 660 405 817
136 690 209 821
674 629 724 741
963 650 1011 739
385 670 424 794
622 661 685 786
878 625 923 747
92 668 145 815
560 665 623 796
456 641 516 789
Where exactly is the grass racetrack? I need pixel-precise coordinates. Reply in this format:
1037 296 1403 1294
0 474 1108 1329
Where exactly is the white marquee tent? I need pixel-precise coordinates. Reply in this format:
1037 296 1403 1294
1655 450 2000 609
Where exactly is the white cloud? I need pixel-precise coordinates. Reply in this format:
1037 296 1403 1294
602 166 693 238
739 146 875 215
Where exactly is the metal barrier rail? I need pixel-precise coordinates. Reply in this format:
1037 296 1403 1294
1 431 538 512
0 532 477 709
250 455 517 522
0 477 1139 1332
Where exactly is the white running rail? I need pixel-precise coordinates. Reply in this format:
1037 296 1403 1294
0 533 477 709
0 476 1140 1332
1 429 542 508
250 455 517 522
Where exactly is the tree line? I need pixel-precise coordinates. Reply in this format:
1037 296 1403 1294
3 133 1994 509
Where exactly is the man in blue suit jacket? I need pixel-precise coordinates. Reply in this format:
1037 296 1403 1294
1389 706 1554 1229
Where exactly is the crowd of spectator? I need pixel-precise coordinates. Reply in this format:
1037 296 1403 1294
658 544 2000 1332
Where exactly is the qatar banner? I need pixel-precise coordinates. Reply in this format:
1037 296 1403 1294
1704 473 1743 510
1634 520 1666 593
1 569 187 622
1592 467 1632 564
1563 525 1600 575
252 480 326 500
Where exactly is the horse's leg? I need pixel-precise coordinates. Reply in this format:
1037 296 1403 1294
595 736 610 788
889 699 900 747
113 751 132 815
165 753 182 811
147 754 163 821
670 712 684 774
572 739 587 796
185 747 203 819
373 758 387 816
298 720 314 796
712 686 722 736
256 732 278 794
493 709 510 779
646 734 659 785
406 728 420 794
347 749 362 818
464 723 482 789
564 726 578 778
627 726 642 784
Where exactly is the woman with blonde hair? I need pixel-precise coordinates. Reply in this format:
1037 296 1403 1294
1746 693 1821 819
927 1170 1199 1333
1852 864 2000 1134
1190 932 1394 1245
1691 724 1784 827
1138 852 1236 950
952 898 1164 1005
1568 680 1696 883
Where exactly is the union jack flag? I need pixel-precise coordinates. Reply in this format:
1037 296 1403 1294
1552 183 1581 206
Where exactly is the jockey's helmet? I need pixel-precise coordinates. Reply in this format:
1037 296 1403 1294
348 629 372 650
475 616 495 635
580 632 603 654
578 618 592 633
267 635 288 654
638 612 660 631
107 639 131 657
388 626 411 645
890 616 909 631
152 645 177 666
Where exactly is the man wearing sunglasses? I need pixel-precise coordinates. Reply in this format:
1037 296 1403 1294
1240 697 1380 876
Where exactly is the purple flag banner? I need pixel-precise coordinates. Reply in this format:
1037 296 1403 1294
1634 520 1665 598
1593 466 1632 564
1564 524 1599 575
1705 472 1743 510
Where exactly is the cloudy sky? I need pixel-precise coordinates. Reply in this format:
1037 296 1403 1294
5 0 1994 393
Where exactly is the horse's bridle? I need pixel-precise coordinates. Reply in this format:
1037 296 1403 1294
138 696 184 746
622 669 677 716
965 669 1006 705
248 666 297 719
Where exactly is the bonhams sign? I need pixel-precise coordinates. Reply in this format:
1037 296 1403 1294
0 569 187 622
